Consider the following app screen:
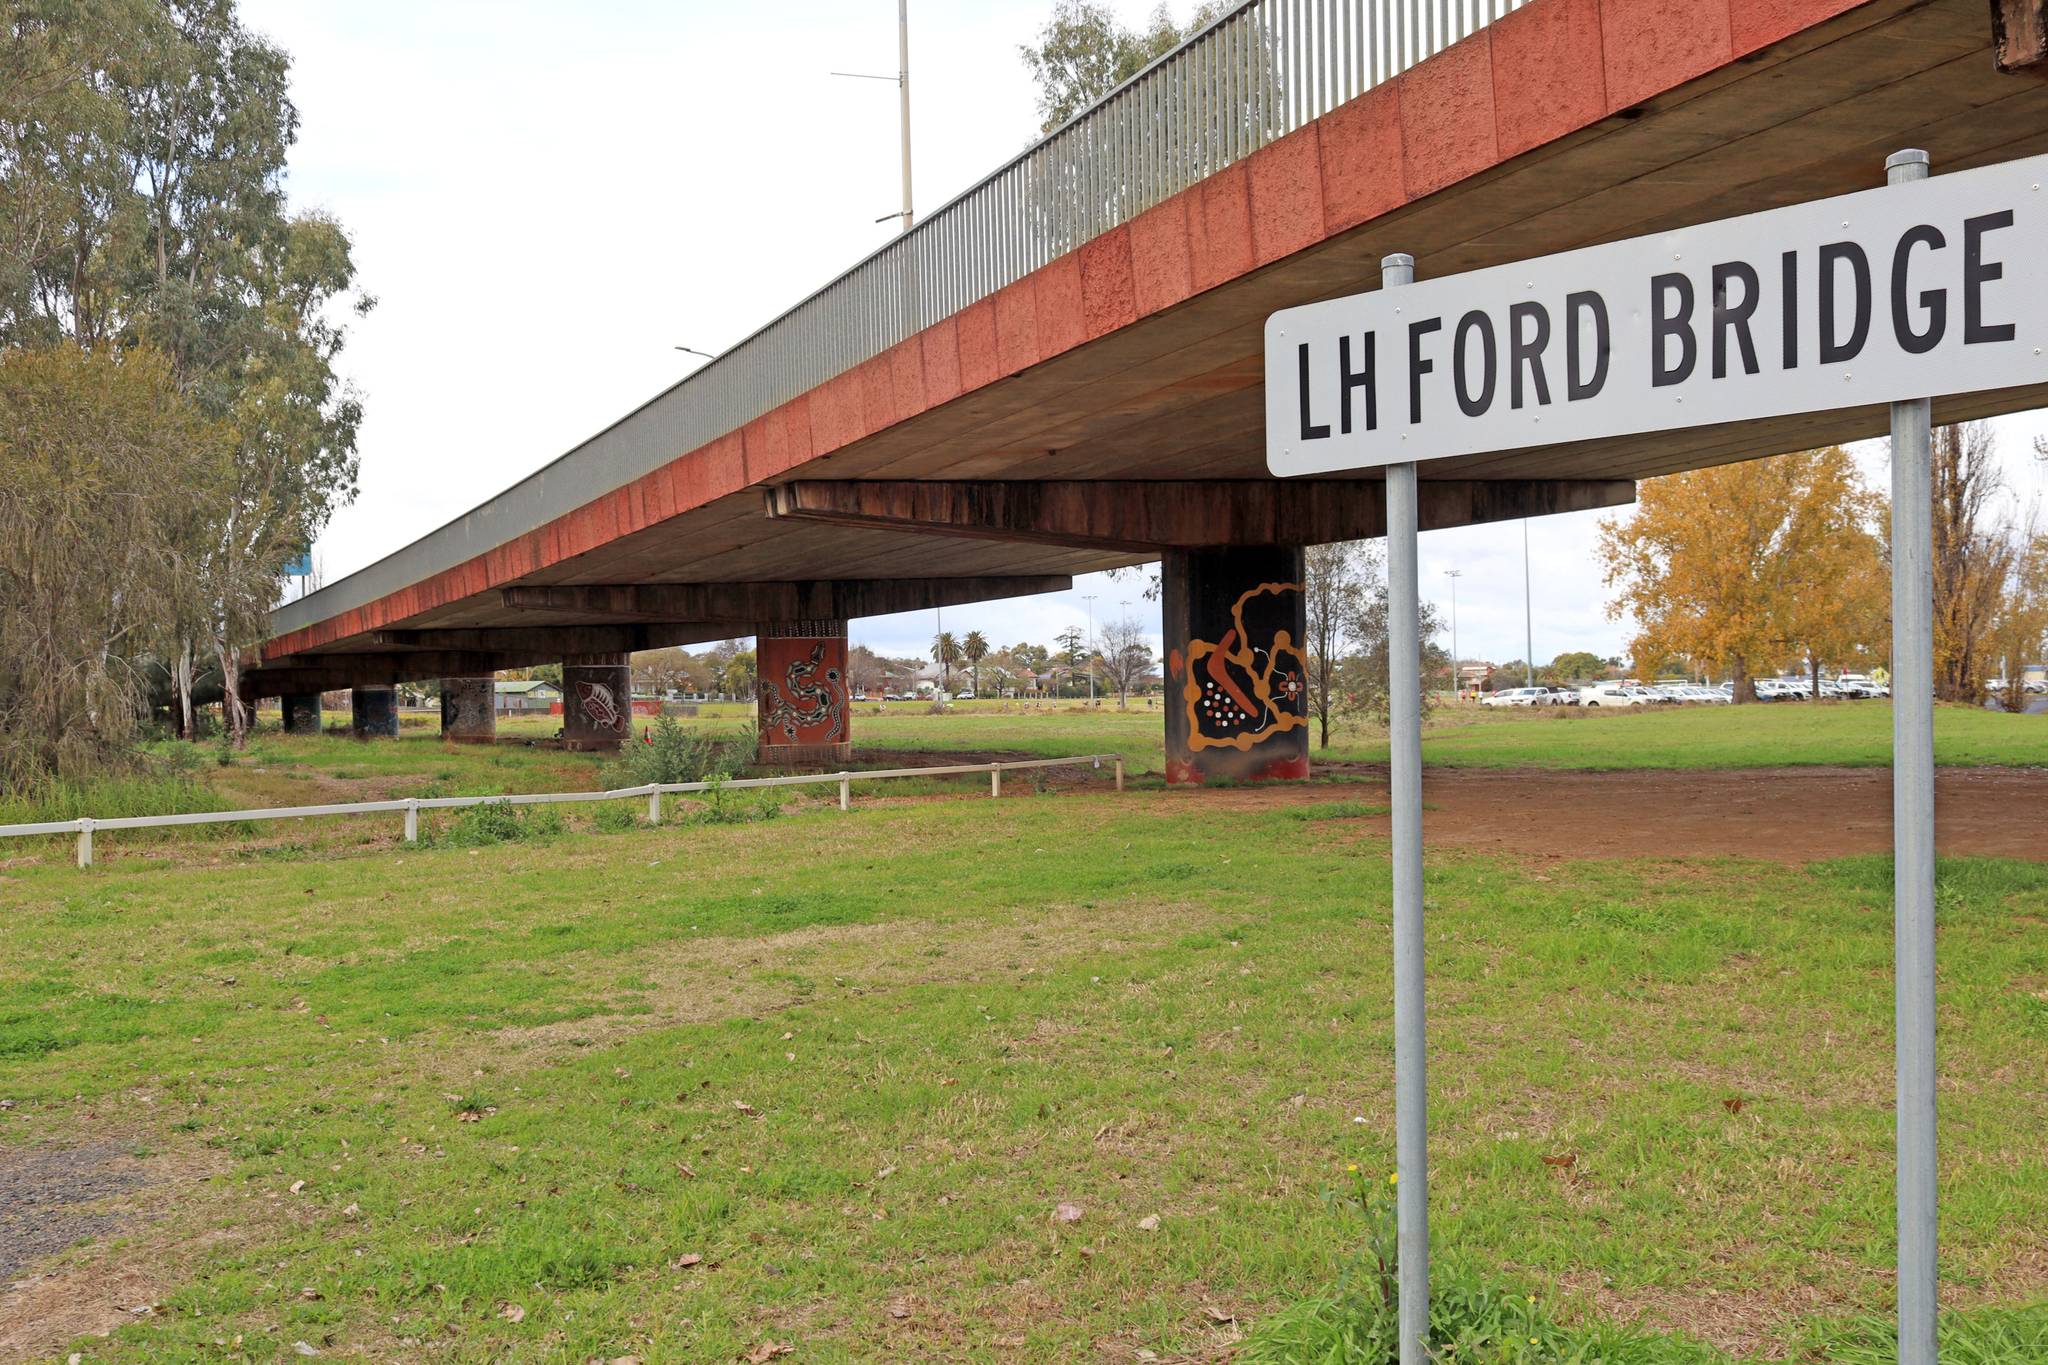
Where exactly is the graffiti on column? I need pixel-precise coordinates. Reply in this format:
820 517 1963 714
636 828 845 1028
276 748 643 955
759 641 847 743
575 680 626 732
1180 580 1307 751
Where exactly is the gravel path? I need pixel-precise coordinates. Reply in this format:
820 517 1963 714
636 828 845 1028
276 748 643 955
0 1142 147 1280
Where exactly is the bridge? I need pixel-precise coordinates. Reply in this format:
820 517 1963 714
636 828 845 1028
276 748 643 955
249 0 2048 780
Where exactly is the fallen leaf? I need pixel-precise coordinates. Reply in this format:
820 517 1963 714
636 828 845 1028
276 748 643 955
1136 1215 1160 1232
732 1100 760 1117
1204 1306 1236 1324
610 1357 643 1365
739 1342 793 1363
1540 1152 1576 1168
671 1253 703 1269
885 1298 912 1320
1722 1096 1745 1114
876 1165 897 1180
1053 1201 1084 1224
299 1287 322 1301
291 1345 319 1358
496 1302 526 1323
288 1179 305 1195
676 1162 697 1180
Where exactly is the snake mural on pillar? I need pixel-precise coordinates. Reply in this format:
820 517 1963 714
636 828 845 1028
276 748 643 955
1179 580 1307 751
759 639 847 744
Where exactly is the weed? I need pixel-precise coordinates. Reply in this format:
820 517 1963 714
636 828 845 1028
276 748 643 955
591 801 637 834
433 800 566 847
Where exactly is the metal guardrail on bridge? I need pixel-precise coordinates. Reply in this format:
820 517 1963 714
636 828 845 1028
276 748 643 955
0 754 1128 868
275 0 1532 637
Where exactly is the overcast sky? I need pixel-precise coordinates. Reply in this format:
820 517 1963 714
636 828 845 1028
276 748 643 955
246 0 2048 670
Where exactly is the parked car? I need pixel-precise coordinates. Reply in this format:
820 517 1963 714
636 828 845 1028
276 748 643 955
1580 683 1660 707
1481 686 1556 707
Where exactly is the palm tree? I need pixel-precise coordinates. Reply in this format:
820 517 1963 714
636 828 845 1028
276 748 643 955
930 631 959 691
961 630 989 696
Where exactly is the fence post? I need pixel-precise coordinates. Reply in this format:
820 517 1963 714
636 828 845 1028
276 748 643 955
838 772 851 811
1114 757 1124 792
647 786 663 825
403 799 419 843
75 817 93 869
990 762 1002 797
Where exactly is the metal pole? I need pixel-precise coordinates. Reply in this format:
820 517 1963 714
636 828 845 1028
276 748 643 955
898 0 914 233
1444 569 1462 699
1382 251 1429 1365
1886 146 1938 1365
1523 520 1536 687
1083 594 1097 703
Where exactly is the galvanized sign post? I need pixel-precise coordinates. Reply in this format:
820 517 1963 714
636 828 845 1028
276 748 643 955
1378 253 1430 1365
1261 149 2042 1365
1885 147 1939 1365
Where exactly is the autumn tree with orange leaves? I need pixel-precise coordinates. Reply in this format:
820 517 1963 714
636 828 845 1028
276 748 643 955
1597 447 1888 702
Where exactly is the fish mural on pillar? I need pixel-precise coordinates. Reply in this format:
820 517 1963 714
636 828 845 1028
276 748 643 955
561 655 631 750
574 679 625 733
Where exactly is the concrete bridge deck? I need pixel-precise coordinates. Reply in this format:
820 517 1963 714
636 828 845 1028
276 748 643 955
254 0 2048 726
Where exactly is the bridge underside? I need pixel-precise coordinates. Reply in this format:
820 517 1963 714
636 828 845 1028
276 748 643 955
249 0 2048 713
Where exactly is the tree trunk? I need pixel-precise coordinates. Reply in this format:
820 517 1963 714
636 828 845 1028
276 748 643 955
1811 655 1822 703
1730 655 1752 704
174 639 195 740
214 637 248 749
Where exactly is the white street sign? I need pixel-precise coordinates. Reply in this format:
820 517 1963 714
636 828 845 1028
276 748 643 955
1265 154 2048 475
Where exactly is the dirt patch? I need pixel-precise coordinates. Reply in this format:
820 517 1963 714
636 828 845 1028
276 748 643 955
1201 764 2048 863
483 899 1222 1073
0 1140 230 1363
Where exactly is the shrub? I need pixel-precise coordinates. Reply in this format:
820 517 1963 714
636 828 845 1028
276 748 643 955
678 773 781 826
434 800 565 848
602 715 754 787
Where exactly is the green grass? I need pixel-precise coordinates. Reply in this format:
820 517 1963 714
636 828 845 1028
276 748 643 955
1 791 2042 1361
1334 699 2048 770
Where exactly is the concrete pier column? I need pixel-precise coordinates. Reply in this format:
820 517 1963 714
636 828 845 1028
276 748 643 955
349 685 399 739
561 653 631 751
282 693 324 736
439 676 496 744
1161 546 1309 784
756 619 852 766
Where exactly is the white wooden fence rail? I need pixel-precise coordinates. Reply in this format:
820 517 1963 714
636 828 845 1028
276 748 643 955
1 754 1128 868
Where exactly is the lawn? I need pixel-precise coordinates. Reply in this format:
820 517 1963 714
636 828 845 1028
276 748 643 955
2 788 2044 1362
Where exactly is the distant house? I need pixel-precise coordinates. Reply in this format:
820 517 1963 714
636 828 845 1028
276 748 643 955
495 678 561 714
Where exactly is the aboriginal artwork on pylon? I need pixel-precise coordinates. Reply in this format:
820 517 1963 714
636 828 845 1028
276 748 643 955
575 680 626 732
1181 580 1308 751
758 639 847 744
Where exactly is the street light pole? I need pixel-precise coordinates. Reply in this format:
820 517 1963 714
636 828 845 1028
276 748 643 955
1082 594 1097 703
1444 569 1462 700
831 1 914 234
1523 521 1536 687
896 0 913 232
